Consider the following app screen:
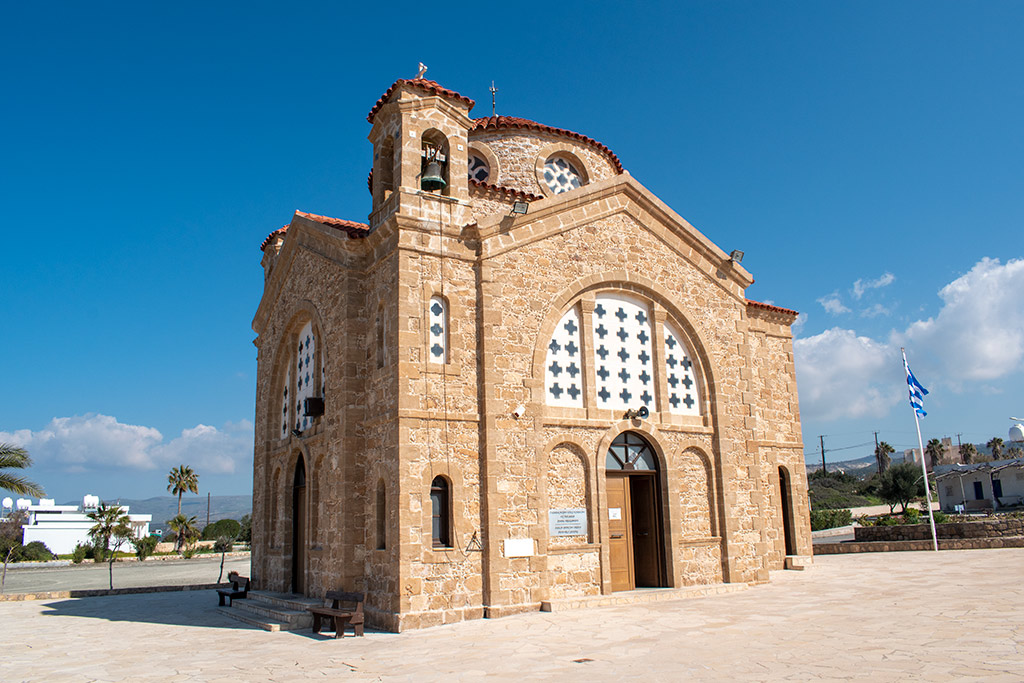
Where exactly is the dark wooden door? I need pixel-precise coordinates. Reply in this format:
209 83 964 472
292 457 307 595
607 474 634 591
629 475 662 587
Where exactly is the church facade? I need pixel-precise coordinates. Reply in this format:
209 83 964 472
251 76 811 631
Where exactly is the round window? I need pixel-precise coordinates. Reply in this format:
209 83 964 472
543 156 584 194
468 154 490 183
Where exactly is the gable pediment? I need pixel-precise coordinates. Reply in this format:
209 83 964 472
473 173 753 294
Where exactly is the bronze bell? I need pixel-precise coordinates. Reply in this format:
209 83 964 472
421 160 447 191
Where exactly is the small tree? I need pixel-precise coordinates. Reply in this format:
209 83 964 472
875 441 895 474
960 442 977 464
1 509 28 593
238 514 252 545
1007 446 1023 459
87 503 135 590
987 437 1005 461
878 462 925 514
131 534 158 561
925 438 944 468
214 536 233 583
168 514 200 553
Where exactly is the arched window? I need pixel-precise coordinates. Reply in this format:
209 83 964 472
421 129 450 195
376 479 386 550
605 431 658 471
545 305 583 407
542 155 585 194
592 293 656 412
293 322 316 432
280 320 321 439
468 153 490 183
429 476 451 548
428 295 448 363
663 321 700 415
280 366 291 440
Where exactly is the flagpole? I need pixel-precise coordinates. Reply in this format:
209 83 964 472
903 347 938 552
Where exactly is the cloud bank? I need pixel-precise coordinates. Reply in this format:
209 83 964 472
0 414 253 476
796 258 1024 422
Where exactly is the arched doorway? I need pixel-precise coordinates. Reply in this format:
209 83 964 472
292 455 307 594
778 466 795 557
605 432 666 591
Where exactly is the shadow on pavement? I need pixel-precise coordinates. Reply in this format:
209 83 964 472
37 589 254 630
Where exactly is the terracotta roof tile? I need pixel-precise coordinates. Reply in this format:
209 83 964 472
746 299 799 317
471 115 624 174
367 78 475 124
260 212 370 252
469 179 544 202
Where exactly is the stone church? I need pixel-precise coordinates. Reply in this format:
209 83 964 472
251 75 811 631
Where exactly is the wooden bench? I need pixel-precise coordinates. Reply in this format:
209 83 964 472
307 591 365 638
217 571 250 607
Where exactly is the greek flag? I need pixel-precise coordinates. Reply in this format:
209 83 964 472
904 356 928 418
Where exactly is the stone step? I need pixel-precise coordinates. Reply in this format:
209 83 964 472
232 598 313 629
541 583 747 613
784 555 813 571
217 606 286 632
246 590 321 612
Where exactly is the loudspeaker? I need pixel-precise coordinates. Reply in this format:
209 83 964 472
638 405 649 419
303 397 325 417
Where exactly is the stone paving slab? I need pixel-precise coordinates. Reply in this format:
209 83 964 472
1 548 1022 681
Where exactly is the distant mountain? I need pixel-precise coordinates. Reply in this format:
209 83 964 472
62 495 252 531
806 454 877 476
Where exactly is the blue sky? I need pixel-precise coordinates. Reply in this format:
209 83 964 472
2 1 1023 502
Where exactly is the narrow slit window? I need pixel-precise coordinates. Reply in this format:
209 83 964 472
430 476 451 548
428 295 448 364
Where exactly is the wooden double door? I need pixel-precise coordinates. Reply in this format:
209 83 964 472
607 472 665 591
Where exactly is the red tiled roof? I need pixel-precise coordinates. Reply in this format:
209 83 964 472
469 179 544 202
260 212 370 252
471 116 624 174
367 78 476 124
746 299 799 317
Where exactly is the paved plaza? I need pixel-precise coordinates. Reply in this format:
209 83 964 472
1 548 1022 681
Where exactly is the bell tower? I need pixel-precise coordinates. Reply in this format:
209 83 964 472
366 77 475 230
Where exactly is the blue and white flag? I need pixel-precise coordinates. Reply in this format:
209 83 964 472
903 353 928 418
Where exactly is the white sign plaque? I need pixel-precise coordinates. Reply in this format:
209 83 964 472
609 507 622 520
548 508 588 537
503 538 534 557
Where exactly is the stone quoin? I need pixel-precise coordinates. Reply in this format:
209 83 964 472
250 75 812 631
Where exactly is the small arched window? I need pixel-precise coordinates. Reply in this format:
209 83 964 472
429 476 451 548
294 322 316 432
543 155 585 194
468 153 490 183
428 295 448 364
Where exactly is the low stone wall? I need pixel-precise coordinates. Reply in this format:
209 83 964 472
0 582 227 602
815 536 1024 555
854 518 1024 542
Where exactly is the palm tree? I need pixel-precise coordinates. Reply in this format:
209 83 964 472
959 442 977 464
874 441 895 474
168 513 200 552
166 465 199 515
87 503 135 589
987 437 1004 461
0 443 44 496
925 438 945 468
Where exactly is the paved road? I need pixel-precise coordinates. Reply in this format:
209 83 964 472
1 555 251 593
2 548 1022 681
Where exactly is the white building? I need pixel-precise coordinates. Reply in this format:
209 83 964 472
933 459 1024 512
4 496 152 555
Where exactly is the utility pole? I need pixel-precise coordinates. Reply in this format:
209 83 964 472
873 431 880 471
819 435 827 474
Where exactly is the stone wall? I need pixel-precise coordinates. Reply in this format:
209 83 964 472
855 518 1024 542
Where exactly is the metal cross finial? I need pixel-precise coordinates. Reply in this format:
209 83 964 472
415 62 428 79
489 80 498 117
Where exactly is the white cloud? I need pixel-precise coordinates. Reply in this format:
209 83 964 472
860 303 891 318
853 272 895 299
794 328 902 422
796 257 1024 423
897 257 1024 382
791 312 808 336
0 414 252 476
817 292 851 315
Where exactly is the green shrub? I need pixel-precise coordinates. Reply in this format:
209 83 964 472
71 543 88 564
932 511 949 524
181 546 199 559
809 508 852 531
132 535 158 561
856 515 874 527
901 507 921 524
201 519 241 541
875 515 899 526
19 541 55 562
